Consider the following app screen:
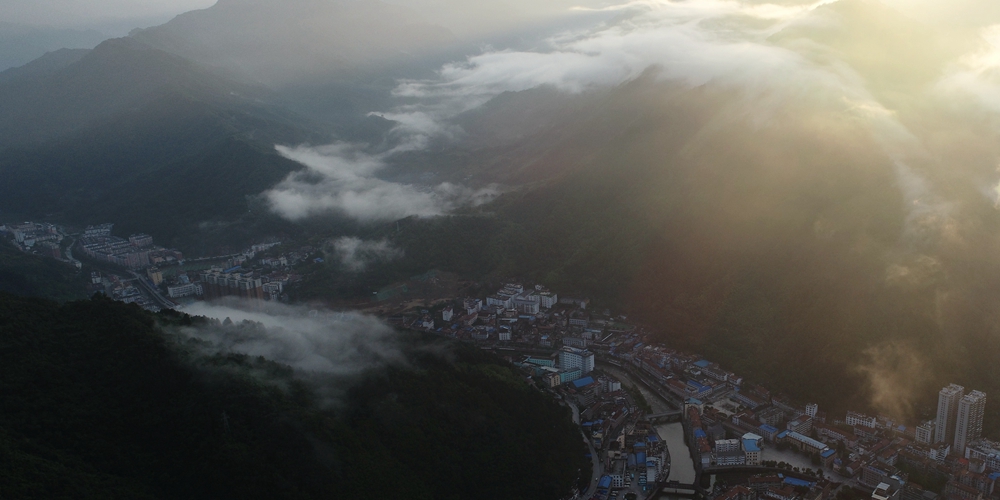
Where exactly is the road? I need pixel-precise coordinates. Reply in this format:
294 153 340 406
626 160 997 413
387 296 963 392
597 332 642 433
566 401 604 499
129 271 177 309
62 235 82 268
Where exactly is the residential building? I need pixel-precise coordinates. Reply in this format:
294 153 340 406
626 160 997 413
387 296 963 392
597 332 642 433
199 268 265 301
861 464 894 489
167 283 201 298
966 439 1000 472
719 486 756 500
787 416 813 435
936 384 965 445
716 439 741 453
916 420 934 445
146 266 163 286
955 391 987 456
743 438 762 466
129 233 153 248
847 411 877 429
539 291 558 309
806 403 818 418
783 431 829 455
558 346 595 374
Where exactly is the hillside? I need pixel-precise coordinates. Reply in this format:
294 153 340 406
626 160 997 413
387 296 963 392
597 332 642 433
0 293 587 499
0 37 329 250
0 239 87 302
298 0 1000 425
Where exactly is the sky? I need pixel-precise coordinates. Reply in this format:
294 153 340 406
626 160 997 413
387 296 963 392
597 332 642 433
0 0 215 33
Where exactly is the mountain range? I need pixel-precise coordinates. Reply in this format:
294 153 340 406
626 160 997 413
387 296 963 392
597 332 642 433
4 0 1000 429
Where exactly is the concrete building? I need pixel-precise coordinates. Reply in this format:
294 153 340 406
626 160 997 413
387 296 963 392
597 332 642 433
716 439 741 453
129 233 153 248
146 266 163 286
955 391 987 456
167 282 200 298
782 431 829 455
966 439 1000 472
539 291 558 309
916 420 935 445
847 411 877 429
787 416 813 435
806 403 818 418
199 268 265 301
936 384 965 445
558 346 595 374
743 438 762 466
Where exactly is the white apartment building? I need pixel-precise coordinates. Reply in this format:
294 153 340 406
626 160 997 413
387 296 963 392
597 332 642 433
915 420 935 444
955 390 987 456
936 384 965 444
558 346 595 374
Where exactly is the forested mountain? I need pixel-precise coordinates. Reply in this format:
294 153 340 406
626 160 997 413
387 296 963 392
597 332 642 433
6 0 1000 430
291 0 1000 426
0 37 326 248
0 293 587 499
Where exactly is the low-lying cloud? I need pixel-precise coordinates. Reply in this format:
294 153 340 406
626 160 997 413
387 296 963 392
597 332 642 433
265 143 499 221
179 299 405 376
330 237 404 272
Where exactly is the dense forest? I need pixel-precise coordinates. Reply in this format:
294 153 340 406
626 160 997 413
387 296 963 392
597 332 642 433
0 293 588 499
0 238 87 302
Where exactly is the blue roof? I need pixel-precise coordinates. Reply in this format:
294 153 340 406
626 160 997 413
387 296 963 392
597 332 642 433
777 430 790 439
647 435 659 443
634 441 646 448
784 477 814 488
742 439 761 452
694 429 707 438
599 476 612 489
990 473 1000 481
821 449 837 458
694 360 711 368
687 380 709 390
223 266 242 273
572 376 596 388
760 424 779 433
636 452 646 464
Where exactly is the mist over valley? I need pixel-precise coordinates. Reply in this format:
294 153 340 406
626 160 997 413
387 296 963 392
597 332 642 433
6 0 1000 498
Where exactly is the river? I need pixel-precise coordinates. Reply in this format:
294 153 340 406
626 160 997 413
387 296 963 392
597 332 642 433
598 365 698 488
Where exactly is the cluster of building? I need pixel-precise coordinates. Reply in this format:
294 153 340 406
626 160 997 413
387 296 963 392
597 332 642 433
391 282 629 364
712 475 832 500
79 224 182 270
516 362 666 499
157 242 307 303
382 276 1000 500
88 271 161 311
519 347 597 387
0 221 66 261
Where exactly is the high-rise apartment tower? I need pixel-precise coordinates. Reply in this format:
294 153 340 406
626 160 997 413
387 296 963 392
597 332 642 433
935 384 965 445
955 390 987 456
